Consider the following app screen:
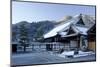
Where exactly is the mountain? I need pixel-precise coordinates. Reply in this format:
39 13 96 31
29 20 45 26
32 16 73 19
12 21 55 42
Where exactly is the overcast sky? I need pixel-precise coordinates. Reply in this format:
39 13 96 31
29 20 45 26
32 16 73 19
12 1 95 24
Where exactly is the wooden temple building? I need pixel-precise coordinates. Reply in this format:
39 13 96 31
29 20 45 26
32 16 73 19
43 14 96 51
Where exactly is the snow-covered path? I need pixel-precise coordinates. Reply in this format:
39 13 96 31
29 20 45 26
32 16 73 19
11 51 96 66
11 51 67 66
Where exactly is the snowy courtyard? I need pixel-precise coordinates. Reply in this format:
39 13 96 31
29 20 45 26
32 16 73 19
11 51 96 66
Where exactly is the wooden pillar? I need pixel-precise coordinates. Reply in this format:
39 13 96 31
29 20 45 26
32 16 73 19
55 37 56 50
77 36 80 50
59 43 60 50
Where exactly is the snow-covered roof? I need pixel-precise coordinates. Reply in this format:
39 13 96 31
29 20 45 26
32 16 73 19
61 33 78 37
43 14 95 38
59 32 68 36
43 15 80 38
43 22 71 38
75 26 88 35
73 14 95 28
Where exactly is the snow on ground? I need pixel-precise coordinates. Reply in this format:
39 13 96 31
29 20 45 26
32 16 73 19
58 50 95 58
12 51 96 66
74 51 95 58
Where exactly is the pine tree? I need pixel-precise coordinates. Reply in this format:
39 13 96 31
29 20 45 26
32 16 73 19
19 22 29 52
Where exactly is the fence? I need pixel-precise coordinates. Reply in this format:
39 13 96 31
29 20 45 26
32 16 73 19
16 42 77 52
31 42 71 51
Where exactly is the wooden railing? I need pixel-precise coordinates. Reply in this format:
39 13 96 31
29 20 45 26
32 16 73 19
17 42 77 52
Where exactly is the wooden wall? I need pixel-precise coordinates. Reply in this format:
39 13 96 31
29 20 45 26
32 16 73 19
88 41 96 51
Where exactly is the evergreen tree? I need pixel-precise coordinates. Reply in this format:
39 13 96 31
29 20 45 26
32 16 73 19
19 21 29 52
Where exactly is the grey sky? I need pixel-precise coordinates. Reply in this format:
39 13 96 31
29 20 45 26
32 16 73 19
12 1 95 24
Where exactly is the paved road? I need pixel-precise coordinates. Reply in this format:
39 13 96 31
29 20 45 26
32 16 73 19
11 51 96 66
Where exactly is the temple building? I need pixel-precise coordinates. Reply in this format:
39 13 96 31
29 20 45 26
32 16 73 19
43 14 95 51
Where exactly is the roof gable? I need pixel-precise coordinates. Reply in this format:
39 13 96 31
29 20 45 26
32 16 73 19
76 18 85 25
67 26 76 35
